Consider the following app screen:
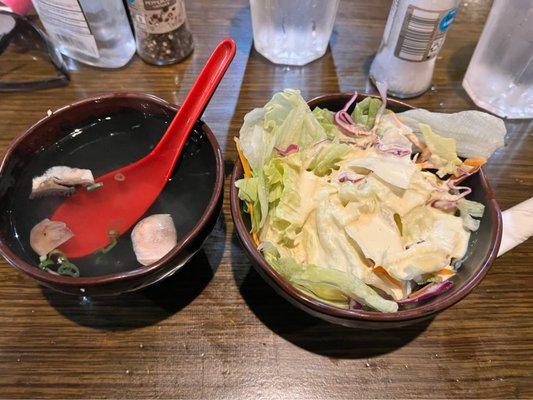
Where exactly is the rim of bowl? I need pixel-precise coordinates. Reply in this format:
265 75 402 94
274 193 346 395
0 92 225 288
230 92 503 323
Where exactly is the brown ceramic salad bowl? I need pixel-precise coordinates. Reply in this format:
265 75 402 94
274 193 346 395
0 93 224 296
230 93 502 329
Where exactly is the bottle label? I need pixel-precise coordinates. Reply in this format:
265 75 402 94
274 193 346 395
394 5 458 62
129 0 186 35
32 0 100 58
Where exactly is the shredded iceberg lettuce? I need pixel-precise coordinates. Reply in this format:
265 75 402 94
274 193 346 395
235 177 261 232
235 89 501 313
419 123 462 177
457 198 485 231
398 109 506 159
307 143 350 177
263 156 303 246
346 155 417 189
312 107 342 139
352 96 382 130
271 256 398 313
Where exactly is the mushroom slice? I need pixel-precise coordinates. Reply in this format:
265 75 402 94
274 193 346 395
31 166 94 198
30 218 74 257
131 214 177 266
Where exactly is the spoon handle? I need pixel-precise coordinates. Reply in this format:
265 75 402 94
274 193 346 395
153 37 237 166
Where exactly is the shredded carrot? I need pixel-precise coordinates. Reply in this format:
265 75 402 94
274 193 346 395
248 204 260 246
404 131 431 162
463 157 486 168
387 113 431 160
373 266 402 288
437 268 455 276
235 137 259 245
407 270 454 298
407 284 430 298
418 161 436 170
234 137 252 179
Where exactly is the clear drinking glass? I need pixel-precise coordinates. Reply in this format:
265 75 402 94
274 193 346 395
250 0 339 66
462 0 533 119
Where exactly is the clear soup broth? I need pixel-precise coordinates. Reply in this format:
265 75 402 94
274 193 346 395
5 109 216 277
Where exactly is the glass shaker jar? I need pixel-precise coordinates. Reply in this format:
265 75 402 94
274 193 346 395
127 0 194 65
370 0 461 98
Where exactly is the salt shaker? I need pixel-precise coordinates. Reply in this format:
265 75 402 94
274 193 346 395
127 0 194 65
370 0 461 98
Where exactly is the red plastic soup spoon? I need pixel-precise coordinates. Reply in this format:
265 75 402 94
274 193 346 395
52 38 236 258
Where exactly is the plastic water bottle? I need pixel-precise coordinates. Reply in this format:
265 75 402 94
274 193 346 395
32 0 135 69
462 0 533 119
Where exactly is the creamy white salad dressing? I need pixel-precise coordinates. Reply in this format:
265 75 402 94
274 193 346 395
236 89 495 312
260 138 472 301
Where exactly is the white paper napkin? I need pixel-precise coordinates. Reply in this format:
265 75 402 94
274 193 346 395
498 197 533 257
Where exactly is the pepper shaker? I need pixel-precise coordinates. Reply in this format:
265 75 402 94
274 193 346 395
127 0 194 65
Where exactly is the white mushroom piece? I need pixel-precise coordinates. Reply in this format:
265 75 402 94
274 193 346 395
30 166 94 198
30 218 74 257
131 214 177 266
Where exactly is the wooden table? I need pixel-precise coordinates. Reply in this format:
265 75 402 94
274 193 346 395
1 1 531 398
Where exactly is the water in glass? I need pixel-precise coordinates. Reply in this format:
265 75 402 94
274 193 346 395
462 0 533 119
250 0 339 66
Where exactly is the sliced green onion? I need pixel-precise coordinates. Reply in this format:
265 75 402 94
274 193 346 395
86 182 104 191
38 258 55 269
43 267 59 276
98 229 120 254
57 262 80 278
100 238 117 254
38 250 80 277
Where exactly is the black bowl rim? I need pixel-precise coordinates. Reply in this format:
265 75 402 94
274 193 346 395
0 92 224 288
230 92 503 323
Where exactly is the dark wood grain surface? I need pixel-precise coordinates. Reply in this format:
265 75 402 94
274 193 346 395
1 0 532 398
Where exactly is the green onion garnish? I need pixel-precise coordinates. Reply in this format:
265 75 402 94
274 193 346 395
101 238 117 254
98 229 120 254
38 250 80 277
57 262 80 278
38 257 55 270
